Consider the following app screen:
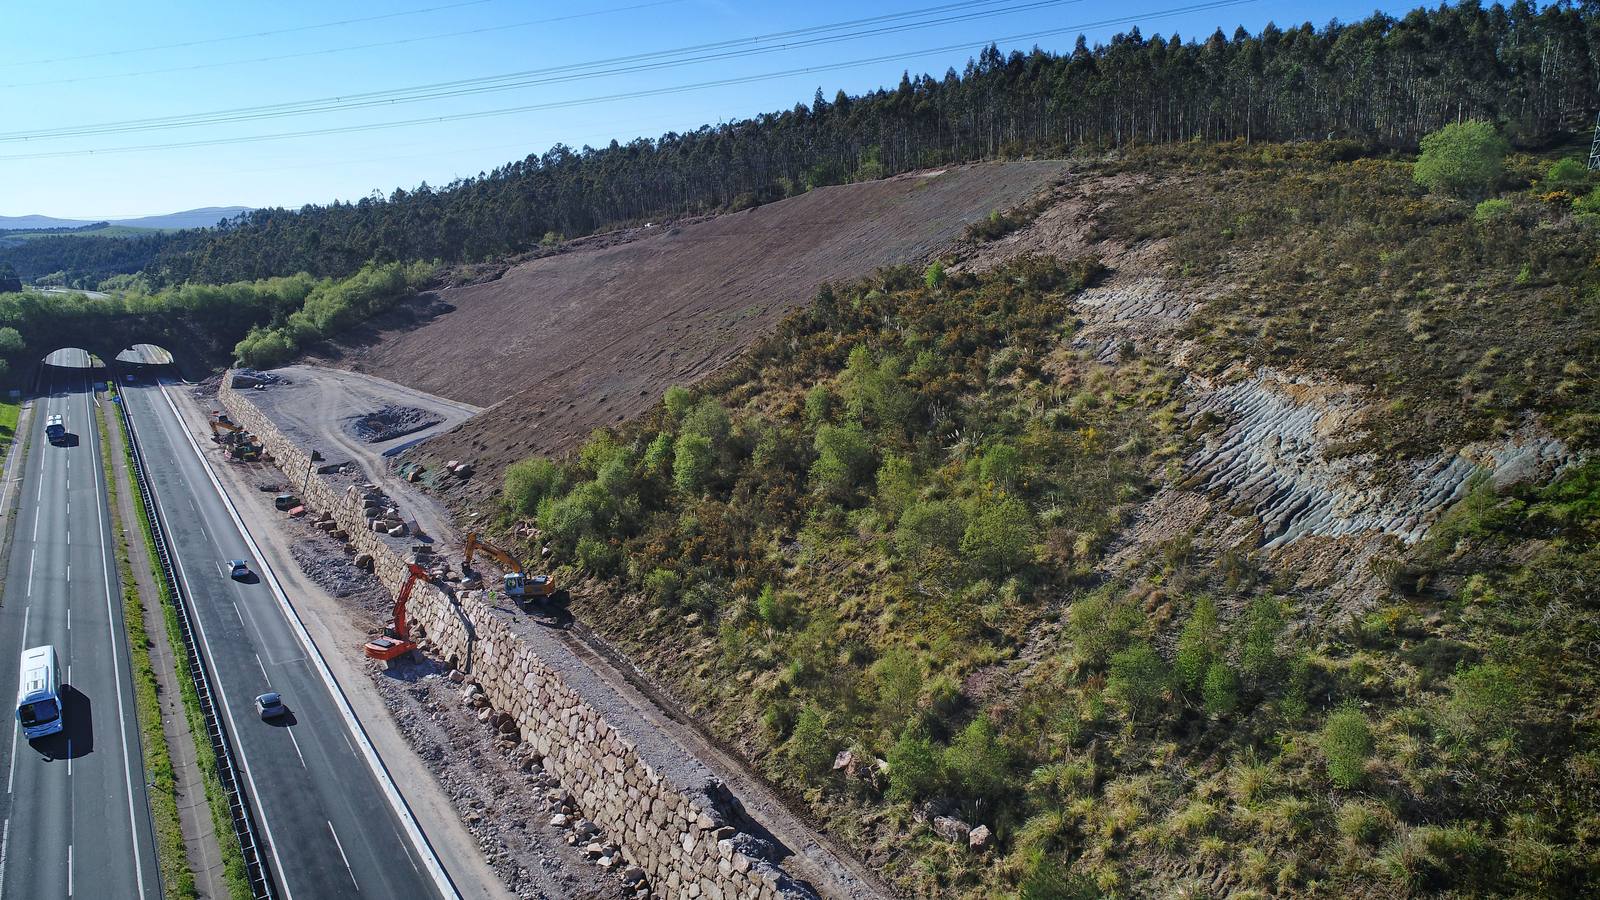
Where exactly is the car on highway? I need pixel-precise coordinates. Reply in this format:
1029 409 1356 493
254 692 286 720
228 559 252 580
45 415 65 445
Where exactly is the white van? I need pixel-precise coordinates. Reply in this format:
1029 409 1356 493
16 645 62 739
45 415 65 445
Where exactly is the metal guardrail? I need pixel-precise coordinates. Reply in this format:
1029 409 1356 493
117 395 277 900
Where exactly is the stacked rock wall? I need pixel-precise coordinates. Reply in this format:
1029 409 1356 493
219 373 808 900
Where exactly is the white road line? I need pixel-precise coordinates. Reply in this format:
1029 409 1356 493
254 653 269 683
65 565 70 583
66 609 70 631
0 817 10 898
66 844 71 896
285 728 306 768
25 550 33 598
233 604 245 628
151 381 458 899
30 508 37 542
66 741 71 777
5 723 16 794
327 821 358 891
85 385 149 900
344 733 356 756
131 393 297 900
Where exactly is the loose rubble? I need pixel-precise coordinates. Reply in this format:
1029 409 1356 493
347 404 443 443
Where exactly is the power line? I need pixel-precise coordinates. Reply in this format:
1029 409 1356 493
1 0 688 89
0 0 1085 142
0 0 498 69
0 0 1259 162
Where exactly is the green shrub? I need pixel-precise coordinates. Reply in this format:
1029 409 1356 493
537 481 612 545
1108 643 1169 720
681 398 731 445
803 384 834 427
662 385 693 419
1412 120 1507 199
0 326 24 355
978 442 1022 488
1472 197 1513 223
643 568 681 604
672 433 715 494
874 453 918 520
945 717 1010 805
574 535 619 574
1202 661 1240 717
959 494 1035 576
894 499 965 558
1381 824 1493 892
1543 156 1589 192
1238 595 1285 683
886 728 943 803
643 431 674 475
1320 705 1373 789
923 260 945 290
869 647 923 731
502 457 564 516
1174 596 1221 692
1067 591 1139 669
809 421 875 502
755 584 796 630
787 705 834 778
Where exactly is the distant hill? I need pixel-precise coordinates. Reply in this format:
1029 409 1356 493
0 206 250 232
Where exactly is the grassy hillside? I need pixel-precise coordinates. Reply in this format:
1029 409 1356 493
482 137 1600 898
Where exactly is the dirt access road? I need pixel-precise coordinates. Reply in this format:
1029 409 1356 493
333 161 1066 501
236 364 477 543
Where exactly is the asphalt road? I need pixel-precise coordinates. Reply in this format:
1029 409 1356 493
0 351 161 899
118 375 447 900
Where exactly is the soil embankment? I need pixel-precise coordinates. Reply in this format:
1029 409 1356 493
332 161 1065 496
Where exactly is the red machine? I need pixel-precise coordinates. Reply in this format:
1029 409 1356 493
363 562 429 661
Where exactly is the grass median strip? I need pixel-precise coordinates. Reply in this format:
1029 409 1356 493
103 391 253 900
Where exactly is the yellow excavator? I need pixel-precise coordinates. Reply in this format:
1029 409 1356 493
463 532 554 601
208 414 262 461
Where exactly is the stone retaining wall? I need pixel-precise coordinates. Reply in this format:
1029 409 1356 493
219 373 810 900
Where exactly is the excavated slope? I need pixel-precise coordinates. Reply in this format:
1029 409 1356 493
338 161 1066 492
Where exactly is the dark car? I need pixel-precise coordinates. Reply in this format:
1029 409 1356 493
254 692 286 720
228 559 251 580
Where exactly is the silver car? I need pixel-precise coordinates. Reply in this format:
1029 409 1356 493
254 692 286 720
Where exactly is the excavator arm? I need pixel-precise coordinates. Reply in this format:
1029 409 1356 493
463 532 555 598
363 562 430 661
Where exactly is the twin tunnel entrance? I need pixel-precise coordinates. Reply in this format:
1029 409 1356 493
36 343 180 391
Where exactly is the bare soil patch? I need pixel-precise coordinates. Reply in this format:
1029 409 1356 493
327 161 1066 501
347 404 442 444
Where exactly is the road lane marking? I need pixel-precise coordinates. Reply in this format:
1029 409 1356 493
30 509 36 543
0 817 10 897
66 844 72 896
233 604 245 628
66 609 70 631
65 565 70 583
85 386 150 900
66 741 71 776
151 382 459 900
286 728 306 768
344 733 356 756
327 821 357 891
5 722 16 794
254 653 269 683
25 550 33 597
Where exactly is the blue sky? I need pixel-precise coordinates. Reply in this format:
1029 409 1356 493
2 0 1421 218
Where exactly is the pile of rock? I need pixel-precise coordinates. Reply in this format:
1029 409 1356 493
442 459 474 479
356 484 410 538
915 800 994 853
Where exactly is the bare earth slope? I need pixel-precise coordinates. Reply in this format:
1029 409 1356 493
339 161 1065 490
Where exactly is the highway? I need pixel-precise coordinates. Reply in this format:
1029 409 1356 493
0 349 161 899
117 369 448 900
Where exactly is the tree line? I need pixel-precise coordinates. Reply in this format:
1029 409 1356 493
6 1 1599 287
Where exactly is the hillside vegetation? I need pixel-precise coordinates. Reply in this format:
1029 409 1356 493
8 2 1599 289
479 130 1600 898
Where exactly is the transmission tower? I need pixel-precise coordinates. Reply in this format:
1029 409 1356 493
1589 109 1600 170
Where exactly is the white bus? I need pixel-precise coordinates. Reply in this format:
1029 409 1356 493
16 645 62 740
